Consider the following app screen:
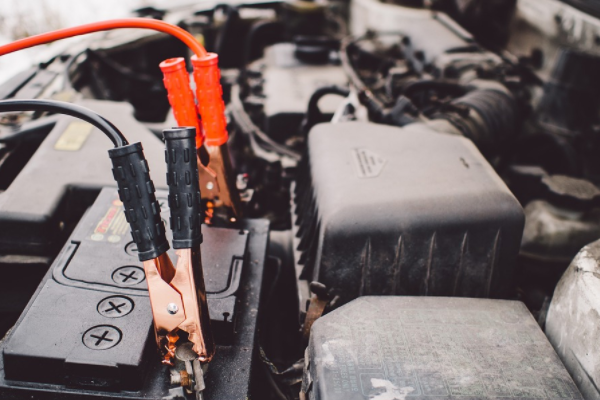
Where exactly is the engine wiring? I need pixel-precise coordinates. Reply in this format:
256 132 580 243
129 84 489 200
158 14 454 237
229 83 302 161
340 34 393 118
87 49 162 85
300 85 351 134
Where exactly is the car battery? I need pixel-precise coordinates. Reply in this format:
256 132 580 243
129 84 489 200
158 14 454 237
0 188 270 400
303 296 583 400
0 98 169 340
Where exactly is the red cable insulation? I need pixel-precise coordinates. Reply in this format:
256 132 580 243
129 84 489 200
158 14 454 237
0 18 207 58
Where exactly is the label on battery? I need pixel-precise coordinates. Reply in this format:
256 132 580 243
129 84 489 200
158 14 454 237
54 121 94 151
90 199 129 243
353 148 386 178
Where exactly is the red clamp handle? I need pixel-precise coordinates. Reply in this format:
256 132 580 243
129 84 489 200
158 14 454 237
159 57 204 148
191 53 228 147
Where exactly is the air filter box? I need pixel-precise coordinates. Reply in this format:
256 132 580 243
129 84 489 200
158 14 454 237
294 122 524 303
303 296 582 400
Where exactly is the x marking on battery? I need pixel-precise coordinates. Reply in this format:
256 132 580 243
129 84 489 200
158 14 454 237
90 330 114 347
103 301 127 314
120 270 138 282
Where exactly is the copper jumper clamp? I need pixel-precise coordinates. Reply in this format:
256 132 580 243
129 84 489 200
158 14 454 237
143 247 215 366
146 126 215 366
108 126 215 398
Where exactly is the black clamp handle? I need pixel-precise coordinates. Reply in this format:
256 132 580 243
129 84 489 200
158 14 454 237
163 127 203 249
108 142 169 261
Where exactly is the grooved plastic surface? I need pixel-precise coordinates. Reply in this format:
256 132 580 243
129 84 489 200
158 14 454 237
305 297 582 400
108 143 169 261
192 54 228 147
159 58 203 147
164 127 203 249
295 122 524 303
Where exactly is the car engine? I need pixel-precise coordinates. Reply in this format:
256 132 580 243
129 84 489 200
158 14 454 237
0 0 600 399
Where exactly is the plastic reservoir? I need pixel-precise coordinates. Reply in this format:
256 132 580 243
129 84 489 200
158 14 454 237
547 239 600 400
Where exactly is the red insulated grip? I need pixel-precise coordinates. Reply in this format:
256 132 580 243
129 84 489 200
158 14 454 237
191 53 228 147
159 57 204 148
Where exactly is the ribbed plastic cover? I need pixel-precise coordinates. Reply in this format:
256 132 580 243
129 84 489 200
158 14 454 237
294 122 524 304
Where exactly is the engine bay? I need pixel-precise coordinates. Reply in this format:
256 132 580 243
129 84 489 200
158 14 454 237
0 0 600 399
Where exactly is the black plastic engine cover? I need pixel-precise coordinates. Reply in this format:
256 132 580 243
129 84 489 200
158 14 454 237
303 296 582 400
250 43 346 139
0 188 270 399
294 122 524 303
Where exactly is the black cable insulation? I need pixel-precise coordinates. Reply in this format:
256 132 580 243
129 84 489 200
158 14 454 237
301 85 350 134
0 99 128 147
339 35 391 117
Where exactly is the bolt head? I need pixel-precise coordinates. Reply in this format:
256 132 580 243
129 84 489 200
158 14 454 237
206 182 214 190
167 303 179 315
236 174 248 190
